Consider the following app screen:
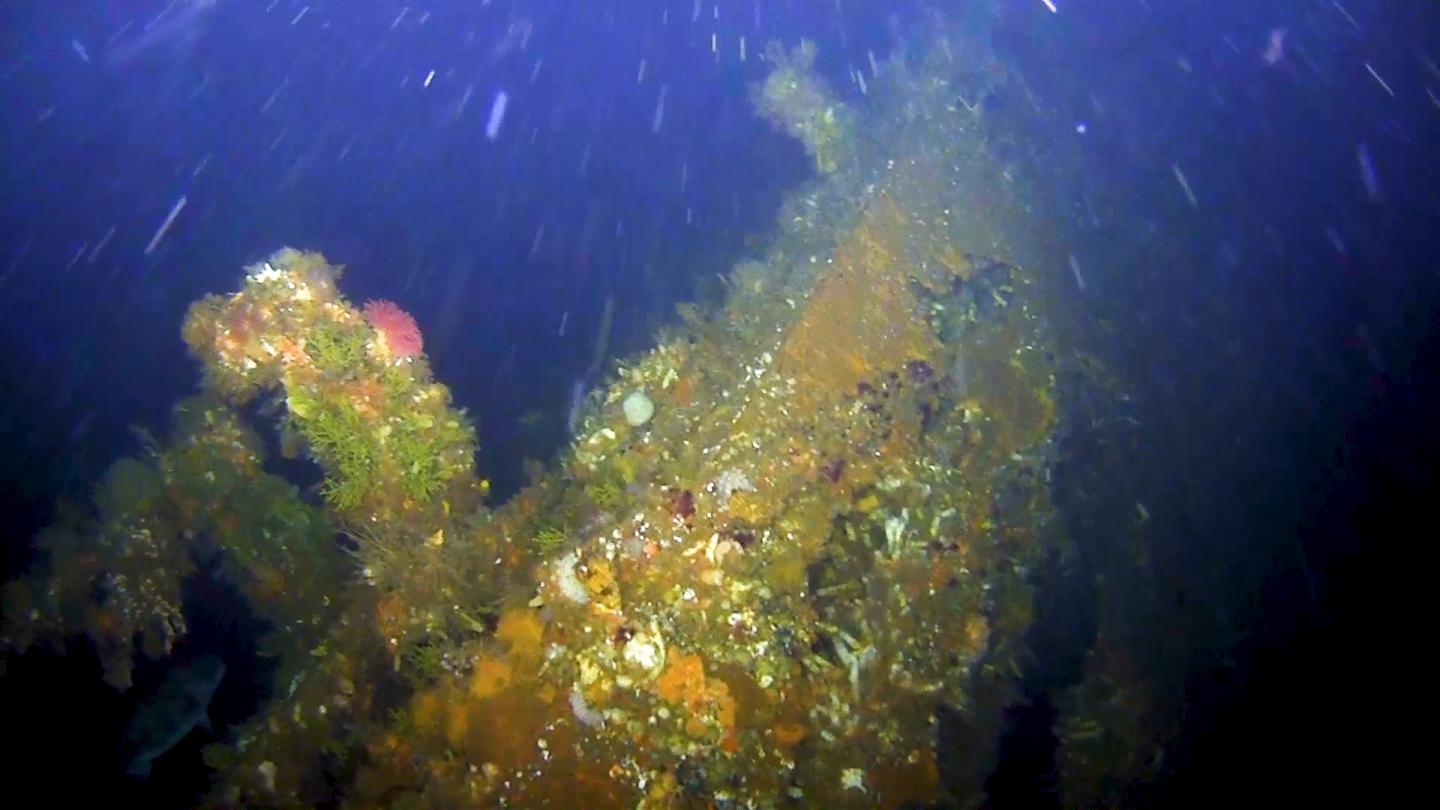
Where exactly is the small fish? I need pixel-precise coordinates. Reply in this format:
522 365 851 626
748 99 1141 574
121 655 225 779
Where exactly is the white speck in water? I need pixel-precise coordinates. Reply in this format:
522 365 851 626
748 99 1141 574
144 195 188 256
486 90 509 141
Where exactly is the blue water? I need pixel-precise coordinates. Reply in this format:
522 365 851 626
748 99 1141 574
3 1 1437 806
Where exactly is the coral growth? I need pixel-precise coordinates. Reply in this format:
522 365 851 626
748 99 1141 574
754 39 853 173
362 299 424 359
181 250 479 522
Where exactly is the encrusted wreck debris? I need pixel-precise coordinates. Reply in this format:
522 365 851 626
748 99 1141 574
2 26 1107 809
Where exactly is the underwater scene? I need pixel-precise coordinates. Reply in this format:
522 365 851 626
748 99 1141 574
1 1 1436 807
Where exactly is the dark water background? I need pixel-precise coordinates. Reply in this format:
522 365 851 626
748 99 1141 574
2 0 1436 806
985 2 1437 804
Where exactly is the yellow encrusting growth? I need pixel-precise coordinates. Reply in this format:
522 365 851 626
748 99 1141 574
780 194 943 408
